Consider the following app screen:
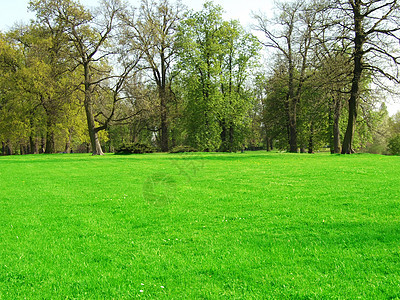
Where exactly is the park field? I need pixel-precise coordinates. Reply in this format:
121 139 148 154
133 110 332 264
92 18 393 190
1 152 400 299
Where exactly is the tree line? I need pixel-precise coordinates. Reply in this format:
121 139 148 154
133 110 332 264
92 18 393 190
0 0 399 155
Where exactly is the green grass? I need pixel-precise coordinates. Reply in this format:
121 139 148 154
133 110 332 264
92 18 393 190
1 151 400 299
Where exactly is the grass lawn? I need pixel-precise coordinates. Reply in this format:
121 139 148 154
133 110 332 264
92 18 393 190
1 151 400 299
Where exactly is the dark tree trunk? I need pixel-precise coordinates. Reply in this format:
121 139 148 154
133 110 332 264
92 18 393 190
229 125 234 152
2 141 11 155
333 93 342 154
20 143 27 155
266 135 271 151
158 48 169 152
6 142 12 155
29 136 39 154
308 123 314 154
45 132 56 154
287 48 298 153
220 121 234 152
220 120 228 152
342 75 360 154
342 0 363 154
288 109 298 153
45 119 56 154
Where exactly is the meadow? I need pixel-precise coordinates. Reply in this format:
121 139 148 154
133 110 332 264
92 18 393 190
1 151 400 299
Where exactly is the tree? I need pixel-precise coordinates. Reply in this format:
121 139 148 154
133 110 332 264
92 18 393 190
388 111 400 155
331 0 400 154
30 0 130 155
0 33 31 154
122 0 183 152
177 2 259 151
176 2 227 151
10 22 83 154
218 20 260 152
254 0 322 152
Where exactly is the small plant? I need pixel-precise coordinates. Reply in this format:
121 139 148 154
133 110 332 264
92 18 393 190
170 145 198 153
115 142 155 154
388 134 400 155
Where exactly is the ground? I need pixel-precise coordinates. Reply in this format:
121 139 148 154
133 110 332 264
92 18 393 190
1 152 400 298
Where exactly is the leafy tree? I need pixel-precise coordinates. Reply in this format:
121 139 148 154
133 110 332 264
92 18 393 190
9 22 84 154
218 20 260 152
387 111 400 155
176 2 225 151
30 0 134 155
121 0 184 152
177 2 259 151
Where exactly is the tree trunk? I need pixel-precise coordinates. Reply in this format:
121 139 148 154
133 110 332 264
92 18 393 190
159 47 169 152
341 93 358 154
6 142 12 155
40 136 46 154
20 143 27 155
45 131 56 154
45 118 56 154
333 93 342 154
308 123 314 154
288 107 298 153
160 85 169 152
29 136 39 154
220 120 228 152
84 63 104 156
287 49 297 153
341 1 363 154
229 125 234 152
65 130 72 153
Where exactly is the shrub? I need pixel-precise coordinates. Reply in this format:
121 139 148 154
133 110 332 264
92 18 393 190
387 134 400 155
170 145 198 153
115 142 155 154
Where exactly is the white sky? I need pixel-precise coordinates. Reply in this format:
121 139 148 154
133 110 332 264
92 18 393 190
0 0 273 31
1 0 399 115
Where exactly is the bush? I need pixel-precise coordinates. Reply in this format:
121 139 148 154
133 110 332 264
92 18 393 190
387 134 400 155
170 145 198 153
115 142 155 154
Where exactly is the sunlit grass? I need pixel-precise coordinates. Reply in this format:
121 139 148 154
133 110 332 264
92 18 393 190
1 152 400 298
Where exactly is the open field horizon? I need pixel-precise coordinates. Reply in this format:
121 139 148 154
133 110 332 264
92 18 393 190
1 152 400 298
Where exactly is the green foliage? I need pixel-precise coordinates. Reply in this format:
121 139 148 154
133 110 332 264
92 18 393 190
176 2 260 152
388 135 400 155
114 142 155 154
0 1 398 155
169 145 197 153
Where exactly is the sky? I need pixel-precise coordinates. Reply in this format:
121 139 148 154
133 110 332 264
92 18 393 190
1 0 399 115
0 0 273 31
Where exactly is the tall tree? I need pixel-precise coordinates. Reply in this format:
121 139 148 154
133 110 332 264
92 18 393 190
331 0 400 153
122 0 183 152
10 22 81 154
177 2 226 151
30 0 127 155
218 20 260 152
177 2 259 151
254 0 322 152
